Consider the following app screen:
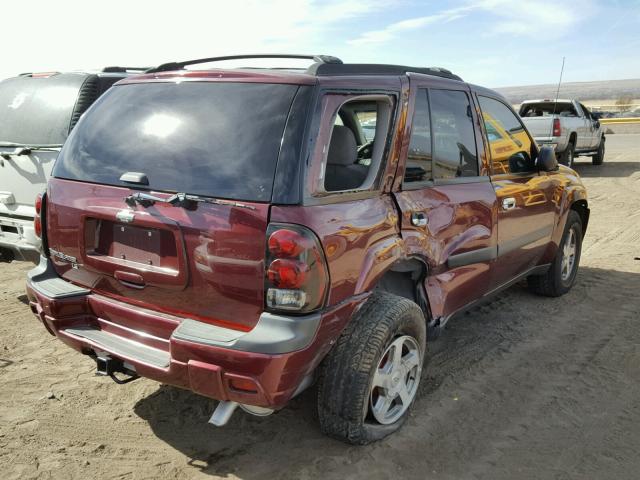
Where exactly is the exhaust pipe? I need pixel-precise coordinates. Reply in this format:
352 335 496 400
208 401 275 426
208 401 239 426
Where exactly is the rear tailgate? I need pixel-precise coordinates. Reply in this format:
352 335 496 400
47 178 269 331
521 116 554 139
0 150 58 211
45 79 304 332
0 73 89 218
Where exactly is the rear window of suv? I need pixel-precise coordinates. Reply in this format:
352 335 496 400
53 82 299 202
0 74 87 146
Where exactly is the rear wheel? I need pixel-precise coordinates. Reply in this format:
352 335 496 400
528 210 583 297
592 137 605 165
317 291 426 444
560 141 575 167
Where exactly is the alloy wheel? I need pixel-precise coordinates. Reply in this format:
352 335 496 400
370 335 421 425
561 227 577 281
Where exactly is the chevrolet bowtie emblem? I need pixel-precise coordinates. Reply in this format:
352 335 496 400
116 209 135 223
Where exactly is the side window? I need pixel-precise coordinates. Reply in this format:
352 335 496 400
323 96 393 192
430 89 478 179
404 89 432 183
478 96 536 175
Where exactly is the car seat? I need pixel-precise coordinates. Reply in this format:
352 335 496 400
325 125 368 191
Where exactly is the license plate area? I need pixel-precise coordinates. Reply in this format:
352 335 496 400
85 218 178 271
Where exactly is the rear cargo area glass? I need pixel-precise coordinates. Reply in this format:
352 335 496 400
53 82 299 202
0 75 86 145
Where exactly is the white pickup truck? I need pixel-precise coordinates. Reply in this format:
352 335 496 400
0 68 141 263
519 99 605 167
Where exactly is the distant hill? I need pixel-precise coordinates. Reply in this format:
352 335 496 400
495 78 640 104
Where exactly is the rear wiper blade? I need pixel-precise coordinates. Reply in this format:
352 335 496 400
125 192 256 210
0 141 62 159
0 141 63 149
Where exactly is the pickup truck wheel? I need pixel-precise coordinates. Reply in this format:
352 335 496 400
528 210 582 297
592 138 605 165
317 291 426 444
560 142 575 167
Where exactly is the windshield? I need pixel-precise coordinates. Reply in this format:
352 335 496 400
53 81 299 202
0 74 88 146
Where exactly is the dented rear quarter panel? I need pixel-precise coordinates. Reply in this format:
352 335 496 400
270 196 401 306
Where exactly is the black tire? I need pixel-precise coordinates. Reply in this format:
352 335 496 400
592 137 605 165
560 141 575 167
528 210 583 297
317 291 426 444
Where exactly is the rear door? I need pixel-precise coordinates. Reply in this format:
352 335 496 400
476 94 557 289
46 80 304 331
394 76 498 321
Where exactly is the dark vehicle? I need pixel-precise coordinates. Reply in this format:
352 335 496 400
25 55 589 444
0 67 147 263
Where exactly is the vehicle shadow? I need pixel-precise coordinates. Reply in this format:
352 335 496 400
16 294 29 305
4 152 53 185
573 160 640 178
133 266 640 478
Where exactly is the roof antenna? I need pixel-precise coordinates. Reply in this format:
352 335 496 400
548 56 566 139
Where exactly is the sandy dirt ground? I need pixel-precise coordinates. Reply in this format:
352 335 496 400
1 135 639 480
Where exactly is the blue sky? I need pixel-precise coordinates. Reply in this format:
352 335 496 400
333 0 640 86
3 0 640 87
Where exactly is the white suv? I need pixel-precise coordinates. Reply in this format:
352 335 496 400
0 68 145 262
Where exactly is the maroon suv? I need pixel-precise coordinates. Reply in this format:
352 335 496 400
26 54 589 444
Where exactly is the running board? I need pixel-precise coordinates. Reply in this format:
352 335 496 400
64 327 170 368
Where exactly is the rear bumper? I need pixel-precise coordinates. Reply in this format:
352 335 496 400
25 257 363 409
533 136 563 152
0 214 40 263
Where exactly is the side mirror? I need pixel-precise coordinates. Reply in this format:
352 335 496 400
508 152 533 173
537 146 558 172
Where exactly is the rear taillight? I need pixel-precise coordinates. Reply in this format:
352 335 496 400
265 224 329 313
34 193 43 238
552 118 561 137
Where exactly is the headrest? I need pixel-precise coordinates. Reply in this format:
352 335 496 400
327 125 357 166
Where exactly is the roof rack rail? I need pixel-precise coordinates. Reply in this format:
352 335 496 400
102 66 151 73
308 63 463 81
146 54 343 73
18 72 60 78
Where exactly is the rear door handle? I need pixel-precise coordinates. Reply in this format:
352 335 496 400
410 212 428 227
114 270 146 289
502 197 517 210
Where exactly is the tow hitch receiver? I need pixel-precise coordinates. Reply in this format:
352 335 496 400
95 354 140 384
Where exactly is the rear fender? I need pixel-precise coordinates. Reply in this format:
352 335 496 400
353 236 404 295
354 241 434 320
